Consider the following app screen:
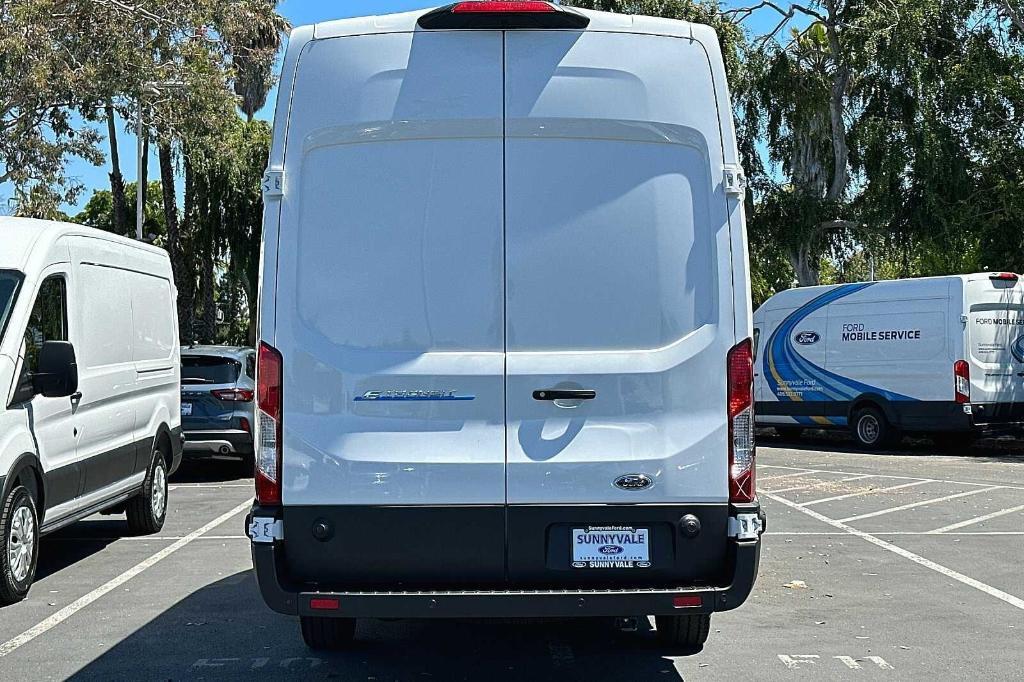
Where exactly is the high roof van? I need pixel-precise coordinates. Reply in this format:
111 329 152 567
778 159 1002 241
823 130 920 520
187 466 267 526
248 1 764 650
755 273 1024 448
0 218 182 604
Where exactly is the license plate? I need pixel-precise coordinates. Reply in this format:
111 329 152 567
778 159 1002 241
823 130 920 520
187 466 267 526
181 402 193 416
572 526 650 569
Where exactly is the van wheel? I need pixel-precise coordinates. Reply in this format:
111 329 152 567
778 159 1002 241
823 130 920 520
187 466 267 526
126 445 169 535
0 485 40 605
775 426 803 440
655 614 711 649
851 407 894 449
300 616 356 650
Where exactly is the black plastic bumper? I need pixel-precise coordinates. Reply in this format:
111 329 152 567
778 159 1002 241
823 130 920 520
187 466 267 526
247 505 763 619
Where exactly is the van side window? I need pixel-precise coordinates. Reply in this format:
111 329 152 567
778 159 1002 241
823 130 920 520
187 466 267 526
752 328 761 362
22 276 68 374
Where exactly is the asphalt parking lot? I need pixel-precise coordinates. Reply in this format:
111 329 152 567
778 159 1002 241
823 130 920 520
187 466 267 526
1 436 1023 681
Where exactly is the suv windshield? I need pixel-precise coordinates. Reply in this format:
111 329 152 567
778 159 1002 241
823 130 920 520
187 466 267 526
181 355 241 385
0 271 23 345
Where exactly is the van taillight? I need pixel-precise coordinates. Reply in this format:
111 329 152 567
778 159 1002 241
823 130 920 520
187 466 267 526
256 342 283 505
727 339 755 503
418 1 589 29
954 360 970 404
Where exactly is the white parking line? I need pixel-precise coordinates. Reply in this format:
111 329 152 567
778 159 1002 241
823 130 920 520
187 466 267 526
799 479 934 507
838 487 1001 523
45 535 250 542
0 499 253 658
758 470 819 482
762 474 874 495
169 483 253 490
930 504 1024 534
761 464 1023 491
766 493 1024 612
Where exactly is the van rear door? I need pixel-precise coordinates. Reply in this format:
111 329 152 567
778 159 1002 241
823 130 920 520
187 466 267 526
965 275 1024 413
502 31 736 581
274 31 507 585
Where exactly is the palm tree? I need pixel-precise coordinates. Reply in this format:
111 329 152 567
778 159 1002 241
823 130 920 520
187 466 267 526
230 1 291 121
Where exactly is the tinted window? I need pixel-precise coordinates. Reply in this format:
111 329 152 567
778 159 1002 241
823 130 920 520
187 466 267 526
23 276 68 374
0 270 21 344
182 355 241 385
753 328 761 362
245 352 256 379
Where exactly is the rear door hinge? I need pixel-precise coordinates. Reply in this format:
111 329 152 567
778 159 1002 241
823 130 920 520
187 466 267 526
960 314 969 324
262 169 284 199
723 164 747 199
248 517 284 544
728 513 763 540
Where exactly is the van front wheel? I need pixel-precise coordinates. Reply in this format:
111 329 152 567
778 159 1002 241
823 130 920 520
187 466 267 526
0 485 40 605
655 614 711 649
852 407 894 449
300 616 356 650
126 445 169 535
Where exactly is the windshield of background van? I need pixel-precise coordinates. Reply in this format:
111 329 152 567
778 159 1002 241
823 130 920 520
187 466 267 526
0 271 21 345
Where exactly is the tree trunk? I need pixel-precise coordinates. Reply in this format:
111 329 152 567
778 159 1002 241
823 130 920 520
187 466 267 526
159 141 193 342
199 229 217 343
105 102 129 236
788 242 820 287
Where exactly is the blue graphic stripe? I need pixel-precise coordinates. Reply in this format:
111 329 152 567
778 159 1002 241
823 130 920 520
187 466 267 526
764 283 917 424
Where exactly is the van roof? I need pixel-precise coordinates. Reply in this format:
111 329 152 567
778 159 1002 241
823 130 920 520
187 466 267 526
0 217 169 271
756 272 1020 314
308 6 712 42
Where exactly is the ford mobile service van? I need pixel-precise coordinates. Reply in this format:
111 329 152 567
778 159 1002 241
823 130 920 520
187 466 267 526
248 2 763 650
0 218 182 604
754 273 1024 448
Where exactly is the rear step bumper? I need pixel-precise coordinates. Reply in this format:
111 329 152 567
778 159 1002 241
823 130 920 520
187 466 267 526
247 504 764 619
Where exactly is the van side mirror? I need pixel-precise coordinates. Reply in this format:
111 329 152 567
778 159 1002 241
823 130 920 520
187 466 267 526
33 341 79 398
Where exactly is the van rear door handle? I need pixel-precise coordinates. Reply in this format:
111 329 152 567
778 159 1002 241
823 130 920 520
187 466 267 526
533 389 596 401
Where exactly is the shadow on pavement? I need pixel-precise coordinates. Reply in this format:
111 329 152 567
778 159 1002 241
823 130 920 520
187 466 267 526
759 429 1024 465
68 570 690 681
171 456 254 484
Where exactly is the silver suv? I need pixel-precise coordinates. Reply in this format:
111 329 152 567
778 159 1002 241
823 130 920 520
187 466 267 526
180 346 256 467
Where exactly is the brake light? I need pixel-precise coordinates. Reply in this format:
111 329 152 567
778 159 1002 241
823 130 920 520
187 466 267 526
255 342 283 505
954 360 970 404
211 388 254 402
453 1 554 12
418 1 589 29
727 339 755 503
989 272 1019 282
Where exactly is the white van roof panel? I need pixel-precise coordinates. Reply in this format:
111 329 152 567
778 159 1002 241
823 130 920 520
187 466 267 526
0 217 169 271
309 7 703 40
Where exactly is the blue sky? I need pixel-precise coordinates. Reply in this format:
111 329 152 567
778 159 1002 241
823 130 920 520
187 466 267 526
13 0 789 214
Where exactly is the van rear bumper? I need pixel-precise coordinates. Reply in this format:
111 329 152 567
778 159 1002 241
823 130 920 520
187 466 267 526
247 503 763 619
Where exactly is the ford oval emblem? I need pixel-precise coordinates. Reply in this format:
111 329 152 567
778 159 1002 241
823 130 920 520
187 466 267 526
599 545 624 555
614 474 653 491
795 331 820 345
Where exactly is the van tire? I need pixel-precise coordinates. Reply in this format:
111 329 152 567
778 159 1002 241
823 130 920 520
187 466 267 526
300 616 357 650
126 444 169 535
0 485 40 605
851 407 895 449
655 614 711 649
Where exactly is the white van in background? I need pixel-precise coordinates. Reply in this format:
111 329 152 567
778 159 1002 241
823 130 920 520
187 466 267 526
249 2 763 651
0 218 182 604
754 273 1024 448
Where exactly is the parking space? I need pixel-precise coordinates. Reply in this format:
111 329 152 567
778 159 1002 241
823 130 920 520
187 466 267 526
1 445 1023 680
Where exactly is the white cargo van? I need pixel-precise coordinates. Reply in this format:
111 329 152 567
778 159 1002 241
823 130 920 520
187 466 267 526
248 2 763 650
0 218 182 604
754 273 1024 448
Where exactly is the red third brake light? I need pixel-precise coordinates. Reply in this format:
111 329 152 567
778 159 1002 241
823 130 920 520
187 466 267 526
255 342 283 505
418 1 589 29
452 1 555 12
990 272 1019 282
727 339 756 503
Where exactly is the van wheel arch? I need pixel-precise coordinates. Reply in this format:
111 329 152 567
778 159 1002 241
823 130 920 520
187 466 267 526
847 394 897 428
4 454 45 515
